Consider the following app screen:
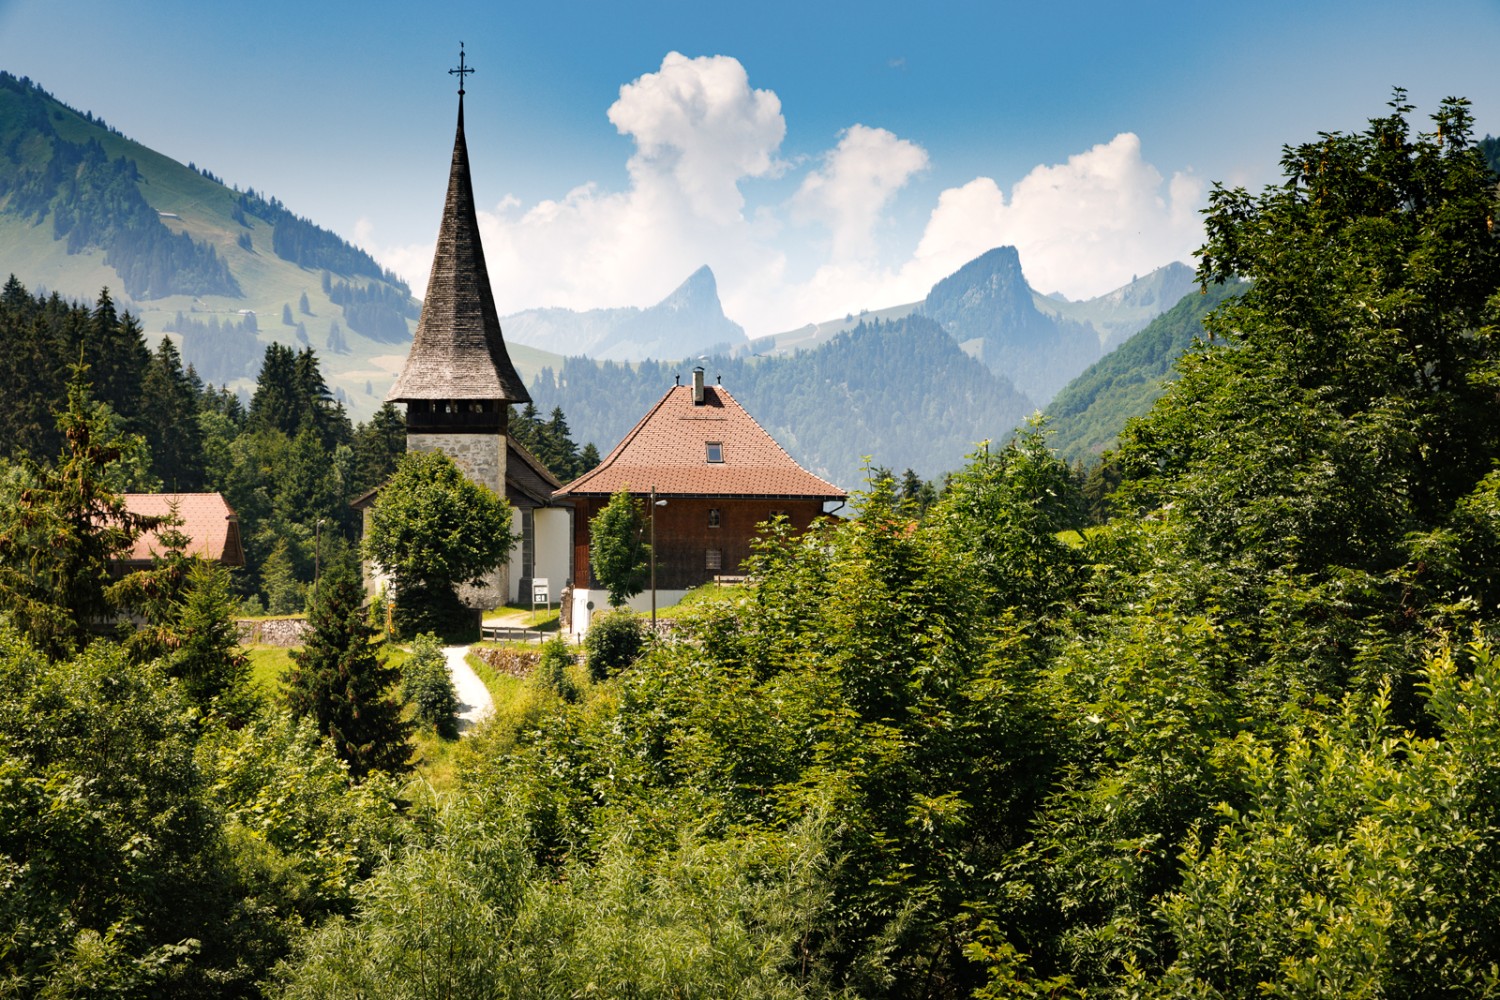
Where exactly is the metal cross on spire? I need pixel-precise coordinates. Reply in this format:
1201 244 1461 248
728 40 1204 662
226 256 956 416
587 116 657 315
450 42 474 95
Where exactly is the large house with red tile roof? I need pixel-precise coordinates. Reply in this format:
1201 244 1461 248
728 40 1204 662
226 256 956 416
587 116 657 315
554 367 845 634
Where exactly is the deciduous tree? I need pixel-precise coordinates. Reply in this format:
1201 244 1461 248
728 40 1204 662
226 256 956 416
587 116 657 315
364 450 516 635
589 489 649 608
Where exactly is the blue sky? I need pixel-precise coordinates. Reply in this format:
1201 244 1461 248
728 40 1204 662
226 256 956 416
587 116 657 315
2 0 1498 336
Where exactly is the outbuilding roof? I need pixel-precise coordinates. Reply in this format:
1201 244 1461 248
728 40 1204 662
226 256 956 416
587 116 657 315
120 493 245 567
555 383 846 500
387 95 529 404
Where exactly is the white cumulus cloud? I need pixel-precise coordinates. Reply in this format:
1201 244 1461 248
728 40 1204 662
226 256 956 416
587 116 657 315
792 124 928 263
366 54 1204 340
910 133 1204 300
608 51 786 225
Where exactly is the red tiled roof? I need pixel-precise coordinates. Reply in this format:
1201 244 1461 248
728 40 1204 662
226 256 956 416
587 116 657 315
120 493 245 566
555 384 845 499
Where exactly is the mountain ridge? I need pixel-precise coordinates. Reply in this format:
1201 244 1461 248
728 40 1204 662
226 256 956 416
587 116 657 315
502 265 744 362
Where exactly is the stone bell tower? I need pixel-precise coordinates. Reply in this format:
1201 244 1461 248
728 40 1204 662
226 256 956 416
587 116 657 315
387 46 529 608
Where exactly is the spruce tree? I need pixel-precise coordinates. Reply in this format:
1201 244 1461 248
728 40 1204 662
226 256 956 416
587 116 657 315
140 337 205 490
247 343 299 436
541 405 580 479
285 563 410 778
350 402 405 496
0 367 150 656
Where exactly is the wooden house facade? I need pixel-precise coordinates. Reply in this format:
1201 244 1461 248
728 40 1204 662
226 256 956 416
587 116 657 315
554 367 845 634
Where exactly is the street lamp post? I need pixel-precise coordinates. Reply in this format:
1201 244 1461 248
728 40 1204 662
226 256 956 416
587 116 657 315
650 489 667 629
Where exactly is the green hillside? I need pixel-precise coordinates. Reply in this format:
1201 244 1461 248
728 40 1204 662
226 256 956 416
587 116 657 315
1043 279 1243 463
531 313 1039 488
0 72 562 419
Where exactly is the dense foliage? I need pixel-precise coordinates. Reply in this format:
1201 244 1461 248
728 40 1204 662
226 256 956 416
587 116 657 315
280 94 1500 998
5 94 1500 999
582 606 647 679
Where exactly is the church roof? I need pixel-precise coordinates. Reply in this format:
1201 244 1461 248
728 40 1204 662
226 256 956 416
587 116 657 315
349 438 570 512
119 493 245 567
505 436 569 509
555 384 846 500
388 95 530 404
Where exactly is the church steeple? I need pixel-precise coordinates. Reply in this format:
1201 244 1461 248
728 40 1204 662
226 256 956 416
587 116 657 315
388 56 528 413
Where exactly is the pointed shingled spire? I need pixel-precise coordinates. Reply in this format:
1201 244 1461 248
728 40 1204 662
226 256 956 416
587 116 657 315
388 82 529 404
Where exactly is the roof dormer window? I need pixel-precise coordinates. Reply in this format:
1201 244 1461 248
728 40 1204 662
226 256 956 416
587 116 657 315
706 442 724 463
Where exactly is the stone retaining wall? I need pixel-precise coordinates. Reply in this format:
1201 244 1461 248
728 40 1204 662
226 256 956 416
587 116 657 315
237 617 310 647
471 645 542 678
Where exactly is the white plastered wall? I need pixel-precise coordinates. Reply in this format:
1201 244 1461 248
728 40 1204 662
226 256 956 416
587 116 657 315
566 587 690 641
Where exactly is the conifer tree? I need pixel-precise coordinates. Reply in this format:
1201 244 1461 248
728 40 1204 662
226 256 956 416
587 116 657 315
350 402 405 496
542 406 581 480
140 337 205 490
260 539 306 615
248 342 299 436
0 366 150 656
285 563 411 778
0 280 70 460
82 289 150 430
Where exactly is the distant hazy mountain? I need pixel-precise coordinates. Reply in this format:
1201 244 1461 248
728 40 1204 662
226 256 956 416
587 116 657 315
529 313 1037 489
921 246 1100 404
1043 280 1244 463
1033 261 1198 351
503 266 745 362
749 250 1195 407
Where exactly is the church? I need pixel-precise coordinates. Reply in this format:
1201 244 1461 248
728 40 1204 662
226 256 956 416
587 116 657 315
370 54 844 635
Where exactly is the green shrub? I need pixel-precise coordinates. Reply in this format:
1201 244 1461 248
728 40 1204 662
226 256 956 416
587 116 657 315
534 635 580 702
401 632 459 739
583 610 646 682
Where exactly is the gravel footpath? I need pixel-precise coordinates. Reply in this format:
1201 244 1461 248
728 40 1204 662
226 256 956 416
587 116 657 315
444 645 494 733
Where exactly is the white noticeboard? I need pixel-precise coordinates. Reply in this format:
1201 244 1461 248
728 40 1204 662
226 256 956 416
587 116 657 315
531 578 549 604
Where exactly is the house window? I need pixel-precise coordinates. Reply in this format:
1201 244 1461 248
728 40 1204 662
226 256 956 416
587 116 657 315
520 508 535 579
705 548 723 570
708 508 721 528
706 442 723 463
